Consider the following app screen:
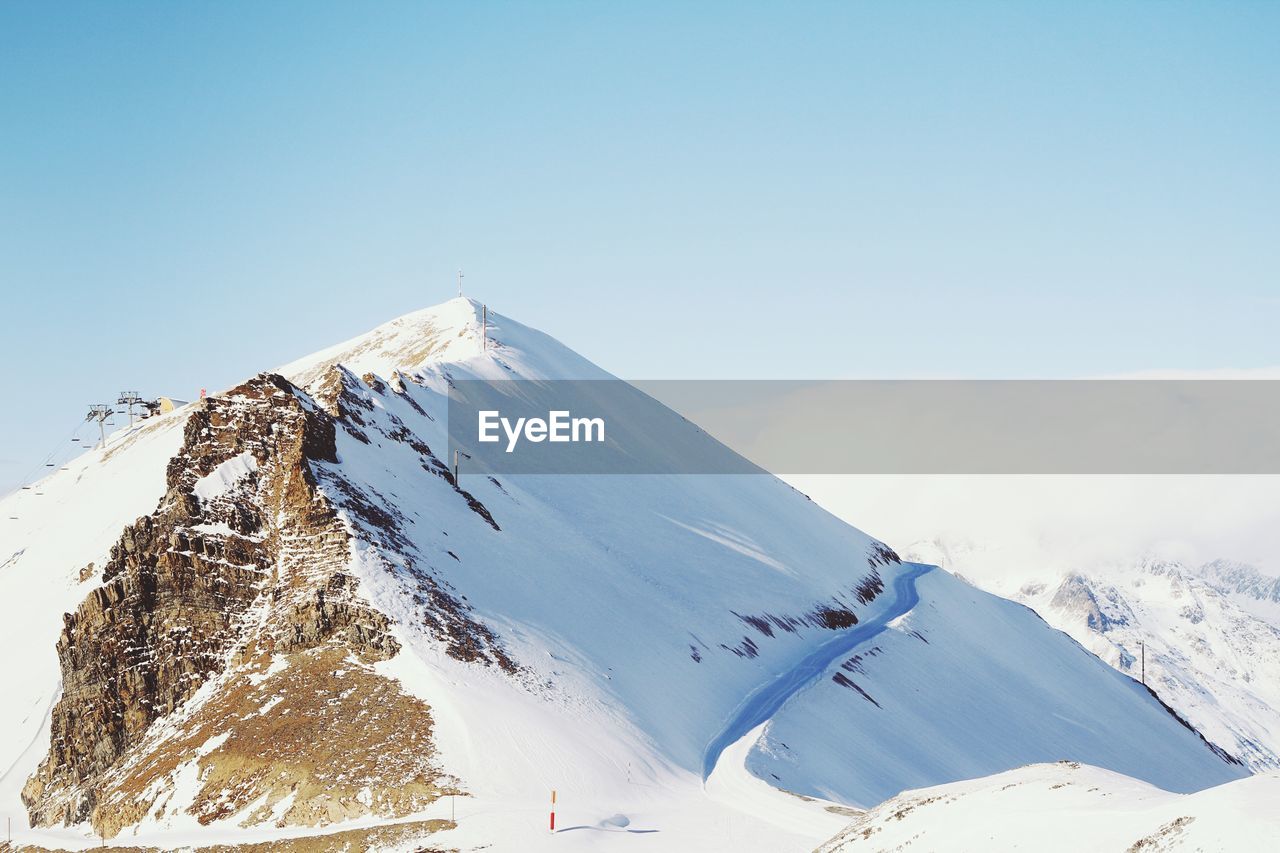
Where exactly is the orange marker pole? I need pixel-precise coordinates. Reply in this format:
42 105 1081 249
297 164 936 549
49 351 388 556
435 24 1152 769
550 789 556 832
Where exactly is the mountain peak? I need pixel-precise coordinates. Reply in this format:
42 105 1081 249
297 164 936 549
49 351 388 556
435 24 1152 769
276 297 489 389
276 296 611 390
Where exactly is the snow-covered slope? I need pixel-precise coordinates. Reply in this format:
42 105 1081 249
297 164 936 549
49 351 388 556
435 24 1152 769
744 567 1244 806
818 762 1280 852
0 412 188 822
0 299 1252 851
915 539 1280 773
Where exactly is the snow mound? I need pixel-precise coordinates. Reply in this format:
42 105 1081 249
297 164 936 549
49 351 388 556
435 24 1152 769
818 762 1280 852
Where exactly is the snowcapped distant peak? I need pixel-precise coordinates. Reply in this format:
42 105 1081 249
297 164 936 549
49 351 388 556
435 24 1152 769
1198 559 1280 605
1133 554 1192 579
1047 573 1133 634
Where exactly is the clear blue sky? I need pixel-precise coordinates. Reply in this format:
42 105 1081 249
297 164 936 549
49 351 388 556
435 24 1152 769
1 1 1277 492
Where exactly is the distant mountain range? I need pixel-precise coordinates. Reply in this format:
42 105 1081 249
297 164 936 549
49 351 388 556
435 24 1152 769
908 539 1280 771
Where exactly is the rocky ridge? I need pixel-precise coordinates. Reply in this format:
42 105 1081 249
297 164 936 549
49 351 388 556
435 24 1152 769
22 368 508 837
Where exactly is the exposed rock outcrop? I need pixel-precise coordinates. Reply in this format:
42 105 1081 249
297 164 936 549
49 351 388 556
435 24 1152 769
23 374 402 832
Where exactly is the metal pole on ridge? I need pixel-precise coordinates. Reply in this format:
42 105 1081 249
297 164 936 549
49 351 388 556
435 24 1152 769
86 405 113 448
116 391 143 426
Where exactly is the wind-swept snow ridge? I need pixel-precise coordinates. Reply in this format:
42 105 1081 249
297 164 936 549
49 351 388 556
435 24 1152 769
703 564 933 780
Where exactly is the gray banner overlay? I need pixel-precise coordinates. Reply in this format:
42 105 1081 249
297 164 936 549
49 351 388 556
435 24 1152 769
446 380 1280 475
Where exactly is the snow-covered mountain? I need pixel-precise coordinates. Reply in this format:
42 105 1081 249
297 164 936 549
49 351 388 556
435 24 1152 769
909 539 1280 773
1198 558 1280 626
0 299 1253 851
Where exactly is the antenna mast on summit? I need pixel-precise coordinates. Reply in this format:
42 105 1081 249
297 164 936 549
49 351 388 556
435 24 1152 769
457 269 464 297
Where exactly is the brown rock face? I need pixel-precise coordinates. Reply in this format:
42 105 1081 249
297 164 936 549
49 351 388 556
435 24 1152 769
23 374 401 830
